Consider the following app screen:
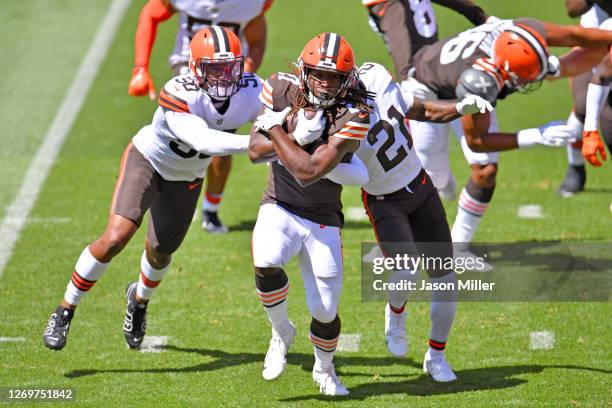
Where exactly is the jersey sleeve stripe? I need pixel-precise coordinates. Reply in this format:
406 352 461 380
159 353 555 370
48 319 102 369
262 80 273 95
259 90 273 108
159 95 190 113
159 89 190 112
343 121 369 130
334 131 366 140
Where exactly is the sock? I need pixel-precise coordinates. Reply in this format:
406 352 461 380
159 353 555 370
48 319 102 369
428 273 457 357
310 315 341 372
63 247 109 305
566 111 585 166
202 192 223 212
451 179 495 244
388 269 419 311
255 269 292 336
136 251 170 300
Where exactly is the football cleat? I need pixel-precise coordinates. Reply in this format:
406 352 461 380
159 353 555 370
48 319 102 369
312 364 350 396
123 282 148 349
385 303 408 358
43 306 74 350
437 175 456 201
558 165 586 197
202 210 229 234
423 349 458 382
262 322 296 381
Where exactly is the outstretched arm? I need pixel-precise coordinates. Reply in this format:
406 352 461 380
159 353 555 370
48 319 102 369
243 14 267 73
406 95 493 123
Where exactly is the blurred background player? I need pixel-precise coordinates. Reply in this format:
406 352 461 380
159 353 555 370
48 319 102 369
128 0 273 232
558 0 612 196
355 62 492 381
404 17 612 264
362 0 490 101
43 27 262 351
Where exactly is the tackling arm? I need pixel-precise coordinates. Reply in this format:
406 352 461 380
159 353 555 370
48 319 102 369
432 0 488 25
407 99 463 123
243 14 267 73
461 112 521 152
267 125 360 184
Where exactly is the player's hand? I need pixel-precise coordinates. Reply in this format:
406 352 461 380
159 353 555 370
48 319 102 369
128 66 156 100
539 121 577 146
292 109 325 146
254 107 291 132
456 94 493 115
582 130 608 166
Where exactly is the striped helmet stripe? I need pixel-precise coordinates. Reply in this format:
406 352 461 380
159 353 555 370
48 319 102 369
210 26 229 53
322 32 341 64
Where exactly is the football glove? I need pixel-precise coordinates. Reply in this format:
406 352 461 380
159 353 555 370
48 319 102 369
455 94 494 115
582 130 608 167
517 121 577 148
292 109 325 146
128 66 156 100
254 107 291 132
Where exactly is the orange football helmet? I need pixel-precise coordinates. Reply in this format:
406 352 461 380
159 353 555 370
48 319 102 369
189 26 244 99
493 24 550 91
298 32 356 107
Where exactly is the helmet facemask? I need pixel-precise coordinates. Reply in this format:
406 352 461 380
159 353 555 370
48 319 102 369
299 60 354 108
192 56 244 100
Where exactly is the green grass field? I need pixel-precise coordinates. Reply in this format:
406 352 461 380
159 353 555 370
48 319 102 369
0 0 610 406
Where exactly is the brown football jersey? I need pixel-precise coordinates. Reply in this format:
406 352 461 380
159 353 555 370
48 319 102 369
258 72 370 227
413 18 547 100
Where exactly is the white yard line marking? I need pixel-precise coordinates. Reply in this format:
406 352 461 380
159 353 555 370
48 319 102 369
529 331 555 350
1 217 72 225
346 207 369 222
517 204 545 219
0 0 131 279
0 337 26 343
139 336 168 353
337 333 361 352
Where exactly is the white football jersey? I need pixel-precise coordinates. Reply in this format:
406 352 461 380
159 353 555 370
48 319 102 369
580 4 609 28
169 0 271 67
355 62 423 195
132 72 263 181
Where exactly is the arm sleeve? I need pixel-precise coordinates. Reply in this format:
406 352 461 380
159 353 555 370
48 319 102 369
584 82 611 131
134 0 174 67
324 153 369 186
164 110 249 155
432 0 488 26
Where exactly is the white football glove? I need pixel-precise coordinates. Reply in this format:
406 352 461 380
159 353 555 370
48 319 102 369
254 107 291 132
547 55 561 78
517 121 578 148
456 94 494 115
292 109 326 146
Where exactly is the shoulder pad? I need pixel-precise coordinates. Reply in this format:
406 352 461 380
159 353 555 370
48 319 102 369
456 67 500 104
159 75 199 113
357 62 392 96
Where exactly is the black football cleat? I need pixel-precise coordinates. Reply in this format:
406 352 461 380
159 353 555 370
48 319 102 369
202 210 229 234
558 164 586 197
123 282 147 349
43 306 74 350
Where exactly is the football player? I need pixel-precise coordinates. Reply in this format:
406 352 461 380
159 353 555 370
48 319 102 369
247 33 492 395
128 0 273 233
559 0 612 195
404 18 612 262
363 0 490 98
43 27 263 351
355 62 493 381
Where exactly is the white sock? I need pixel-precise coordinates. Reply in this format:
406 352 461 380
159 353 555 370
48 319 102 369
265 300 292 337
566 112 585 166
451 188 489 243
429 273 457 344
313 346 336 372
63 246 109 305
388 269 419 310
136 251 170 300
202 192 222 212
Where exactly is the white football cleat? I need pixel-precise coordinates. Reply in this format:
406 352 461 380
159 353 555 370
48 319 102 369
454 248 493 273
437 175 456 201
384 303 408 357
423 349 458 382
262 322 296 381
312 365 349 396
